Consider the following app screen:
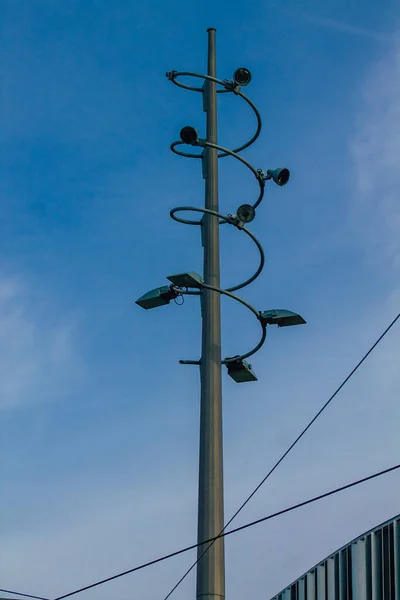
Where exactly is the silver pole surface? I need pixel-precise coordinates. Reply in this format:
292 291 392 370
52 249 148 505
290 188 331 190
196 28 225 600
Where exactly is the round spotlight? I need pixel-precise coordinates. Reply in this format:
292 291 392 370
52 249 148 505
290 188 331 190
266 168 290 186
236 204 256 224
180 126 199 146
233 67 252 87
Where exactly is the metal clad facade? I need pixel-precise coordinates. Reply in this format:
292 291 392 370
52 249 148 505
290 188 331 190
270 515 400 600
395 520 400 600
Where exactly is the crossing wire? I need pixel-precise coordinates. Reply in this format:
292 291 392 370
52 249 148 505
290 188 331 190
162 310 400 600
49 463 400 600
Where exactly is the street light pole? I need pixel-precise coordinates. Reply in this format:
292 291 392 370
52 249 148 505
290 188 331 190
197 28 225 600
137 29 306 600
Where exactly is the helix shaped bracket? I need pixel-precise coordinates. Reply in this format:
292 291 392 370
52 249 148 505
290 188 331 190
135 68 305 383
166 69 285 375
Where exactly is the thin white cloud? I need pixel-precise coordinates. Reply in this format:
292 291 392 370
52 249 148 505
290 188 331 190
302 14 396 43
1 473 198 599
0 272 82 411
350 46 400 270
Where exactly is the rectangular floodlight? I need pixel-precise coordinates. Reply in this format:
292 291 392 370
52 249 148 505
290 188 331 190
260 309 306 327
136 286 176 310
227 359 258 383
167 272 204 288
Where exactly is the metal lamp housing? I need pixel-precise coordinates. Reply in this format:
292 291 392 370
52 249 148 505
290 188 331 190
180 126 200 146
227 358 258 383
233 67 252 87
260 309 306 327
266 168 290 186
167 272 204 288
236 204 256 224
135 286 177 310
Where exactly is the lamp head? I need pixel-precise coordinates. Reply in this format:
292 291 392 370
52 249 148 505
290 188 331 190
226 358 258 383
167 272 203 288
266 168 290 186
260 309 306 327
180 126 200 146
136 286 178 310
236 204 256 224
233 67 252 87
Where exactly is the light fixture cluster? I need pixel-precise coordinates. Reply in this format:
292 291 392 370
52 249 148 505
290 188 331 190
137 64 306 383
136 271 305 382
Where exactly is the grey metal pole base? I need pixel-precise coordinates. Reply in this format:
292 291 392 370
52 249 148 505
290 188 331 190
196 28 226 600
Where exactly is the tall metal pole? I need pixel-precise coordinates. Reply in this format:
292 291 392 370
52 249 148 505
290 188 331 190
196 28 225 600
137 28 303 600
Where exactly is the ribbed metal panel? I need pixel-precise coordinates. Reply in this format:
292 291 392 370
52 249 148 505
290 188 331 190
270 515 400 600
327 556 337 599
298 577 306 600
317 563 326 599
371 529 382 600
352 538 367 599
395 520 400 600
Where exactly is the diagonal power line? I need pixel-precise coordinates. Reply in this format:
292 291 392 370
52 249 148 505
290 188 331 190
49 463 400 600
0 590 50 600
162 310 400 600
3 312 399 600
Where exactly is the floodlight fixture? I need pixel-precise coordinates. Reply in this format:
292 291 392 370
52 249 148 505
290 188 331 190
135 285 178 310
226 358 258 383
236 204 256 224
167 272 204 288
266 168 290 186
233 67 252 87
180 126 200 146
259 309 306 327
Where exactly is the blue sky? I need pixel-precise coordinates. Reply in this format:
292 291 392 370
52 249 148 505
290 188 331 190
1 0 400 599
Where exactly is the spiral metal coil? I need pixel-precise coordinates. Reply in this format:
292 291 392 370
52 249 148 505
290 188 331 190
166 70 275 369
